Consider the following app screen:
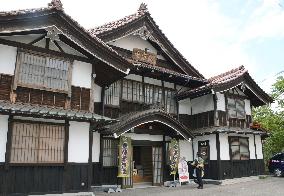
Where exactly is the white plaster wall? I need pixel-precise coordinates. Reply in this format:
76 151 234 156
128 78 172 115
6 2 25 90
109 35 165 59
180 140 193 161
72 60 92 88
93 83 102 102
245 99 252 115
248 134 256 159
191 94 214 115
68 121 89 163
193 134 217 160
255 135 263 159
144 77 162 86
0 115 8 162
219 133 260 160
125 74 143 82
164 81 175 89
0 44 17 75
179 98 191 115
92 132 100 162
219 133 230 160
124 133 163 141
216 93 226 111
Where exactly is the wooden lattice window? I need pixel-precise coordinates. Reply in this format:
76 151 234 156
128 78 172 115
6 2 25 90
227 98 245 119
10 121 65 164
71 86 90 111
229 137 250 160
122 80 143 103
14 50 72 94
105 81 120 106
165 89 177 114
102 139 118 167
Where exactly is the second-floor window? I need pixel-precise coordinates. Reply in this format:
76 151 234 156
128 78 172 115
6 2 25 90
15 50 72 94
105 81 120 106
227 98 245 119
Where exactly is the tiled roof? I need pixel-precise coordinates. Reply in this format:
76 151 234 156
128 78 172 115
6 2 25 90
0 100 115 123
88 3 204 79
177 65 273 105
88 3 148 36
0 0 131 74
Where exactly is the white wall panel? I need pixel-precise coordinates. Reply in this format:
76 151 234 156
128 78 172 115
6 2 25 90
245 99 251 115
68 121 89 163
0 115 8 162
0 44 17 75
180 140 193 161
164 81 175 89
248 134 256 159
179 98 191 115
193 134 217 160
255 135 263 159
191 94 214 115
216 93 226 111
125 74 142 82
124 133 163 141
92 132 100 162
144 77 162 86
72 60 92 88
93 83 102 102
219 133 230 160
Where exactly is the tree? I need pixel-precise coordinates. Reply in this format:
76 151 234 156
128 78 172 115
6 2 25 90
253 76 284 161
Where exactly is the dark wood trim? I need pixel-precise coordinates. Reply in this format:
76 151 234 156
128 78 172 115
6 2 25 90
161 80 165 107
132 140 163 146
45 38 50 49
4 115 13 170
88 123 94 190
0 37 92 64
216 133 222 180
162 135 166 183
12 118 66 126
101 86 106 116
29 34 46 45
54 40 65 53
142 74 146 104
254 134 257 159
64 120 70 165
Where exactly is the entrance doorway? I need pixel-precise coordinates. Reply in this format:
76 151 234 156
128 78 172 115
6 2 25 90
133 146 153 185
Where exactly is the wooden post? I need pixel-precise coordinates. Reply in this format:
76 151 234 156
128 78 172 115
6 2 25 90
101 86 105 116
63 120 70 192
254 134 257 159
88 122 94 190
216 132 222 180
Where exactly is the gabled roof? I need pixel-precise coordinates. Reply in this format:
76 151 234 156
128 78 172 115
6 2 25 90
0 0 132 86
100 108 194 140
88 3 204 79
177 65 273 106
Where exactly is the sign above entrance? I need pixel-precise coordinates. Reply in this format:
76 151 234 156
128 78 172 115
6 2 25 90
132 48 157 65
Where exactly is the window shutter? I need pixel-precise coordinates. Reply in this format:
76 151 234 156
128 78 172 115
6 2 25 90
236 99 245 119
227 98 237 118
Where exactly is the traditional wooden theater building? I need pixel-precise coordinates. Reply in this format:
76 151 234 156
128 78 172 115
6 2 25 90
0 1 273 195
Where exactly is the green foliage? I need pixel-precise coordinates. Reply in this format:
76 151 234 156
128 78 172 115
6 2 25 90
253 76 284 162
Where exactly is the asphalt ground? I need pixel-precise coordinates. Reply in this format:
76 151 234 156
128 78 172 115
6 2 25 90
95 177 284 196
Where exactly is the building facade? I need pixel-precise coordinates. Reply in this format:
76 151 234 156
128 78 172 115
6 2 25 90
0 1 273 195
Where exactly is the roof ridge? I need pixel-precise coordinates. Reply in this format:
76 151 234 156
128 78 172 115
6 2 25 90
208 65 246 83
88 5 146 36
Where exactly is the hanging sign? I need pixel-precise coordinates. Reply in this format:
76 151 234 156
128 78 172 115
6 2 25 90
169 139 180 175
178 158 189 183
118 136 132 178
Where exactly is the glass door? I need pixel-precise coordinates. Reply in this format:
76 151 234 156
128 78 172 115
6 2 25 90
152 146 163 186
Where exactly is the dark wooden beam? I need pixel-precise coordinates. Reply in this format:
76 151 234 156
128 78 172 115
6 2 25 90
45 38 50 49
0 29 46 37
28 34 46 45
4 115 13 170
54 40 65 53
88 123 94 190
216 132 222 180
0 37 92 63
63 120 70 192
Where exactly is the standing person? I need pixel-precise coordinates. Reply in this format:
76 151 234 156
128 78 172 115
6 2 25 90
192 152 204 189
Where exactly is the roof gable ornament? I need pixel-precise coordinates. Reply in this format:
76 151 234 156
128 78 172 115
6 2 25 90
138 3 148 13
48 0 64 10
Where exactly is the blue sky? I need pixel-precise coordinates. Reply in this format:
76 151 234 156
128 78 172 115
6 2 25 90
1 0 283 92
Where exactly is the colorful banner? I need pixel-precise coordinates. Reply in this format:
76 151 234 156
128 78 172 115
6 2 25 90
178 158 189 183
169 139 180 175
118 136 132 178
